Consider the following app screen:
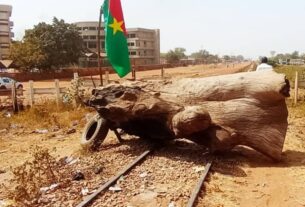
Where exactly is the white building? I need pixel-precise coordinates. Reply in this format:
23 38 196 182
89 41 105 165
289 59 305 65
0 4 13 60
279 59 305 65
75 22 160 65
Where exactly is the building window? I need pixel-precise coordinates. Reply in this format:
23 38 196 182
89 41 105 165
89 27 97 30
88 42 97 49
77 27 82 30
128 34 136 38
83 35 89 40
101 42 105 49
89 35 96 40
129 51 136 55
128 42 135 46
82 27 89 31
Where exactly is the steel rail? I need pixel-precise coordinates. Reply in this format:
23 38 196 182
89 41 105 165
76 149 153 207
186 159 213 207
77 148 212 207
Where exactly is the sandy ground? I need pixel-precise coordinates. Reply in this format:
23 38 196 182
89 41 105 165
0 63 247 106
200 107 305 207
20 63 249 89
1 63 304 207
9 63 249 106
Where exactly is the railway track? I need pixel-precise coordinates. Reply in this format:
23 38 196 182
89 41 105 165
76 147 213 207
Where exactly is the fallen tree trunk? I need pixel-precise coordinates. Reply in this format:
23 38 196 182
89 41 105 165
88 71 290 161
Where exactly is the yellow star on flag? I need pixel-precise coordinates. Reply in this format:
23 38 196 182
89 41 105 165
109 18 124 35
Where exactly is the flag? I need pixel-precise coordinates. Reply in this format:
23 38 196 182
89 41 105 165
102 0 131 78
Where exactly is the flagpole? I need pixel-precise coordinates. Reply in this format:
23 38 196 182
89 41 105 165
97 6 103 86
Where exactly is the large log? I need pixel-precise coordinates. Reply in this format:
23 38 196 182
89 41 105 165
88 71 290 161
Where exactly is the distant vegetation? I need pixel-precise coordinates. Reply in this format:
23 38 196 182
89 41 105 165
271 51 305 62
164 48 187 64
10 17 83 72
163 47 244 64
267 51 305 66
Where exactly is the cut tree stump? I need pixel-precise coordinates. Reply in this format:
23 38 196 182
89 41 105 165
87 71 290 161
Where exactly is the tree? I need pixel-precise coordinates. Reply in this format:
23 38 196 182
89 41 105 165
165 48 186 63
223 55 230 61
222 55 243 63
290 51 299 59
10 17 83 72
89 71 289 161
206 54 220 64
10 40 46 72
236 55 244 62
270 51 276 57
271 51 303 64
165 50 179 63
190 49 209 59
190 50 221 64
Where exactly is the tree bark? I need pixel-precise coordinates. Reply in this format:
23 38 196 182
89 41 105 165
88 71 290 161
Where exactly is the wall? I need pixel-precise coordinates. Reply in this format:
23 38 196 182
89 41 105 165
0 63 187 82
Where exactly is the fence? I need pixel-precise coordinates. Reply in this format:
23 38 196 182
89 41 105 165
1 63 253 110
0 82 24 112
27 79 67 107
0 79 68 111
298 70 305 88
0 68 159 110
0 63 188 82
294 71 305 104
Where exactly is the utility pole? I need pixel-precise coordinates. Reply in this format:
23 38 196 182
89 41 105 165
97 6 103 86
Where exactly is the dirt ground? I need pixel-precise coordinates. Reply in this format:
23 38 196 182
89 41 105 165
200 103 305 207
20 63 249 89
6 63 250 106
1 63 304 207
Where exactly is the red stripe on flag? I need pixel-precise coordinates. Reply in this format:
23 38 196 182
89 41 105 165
109 0 127 34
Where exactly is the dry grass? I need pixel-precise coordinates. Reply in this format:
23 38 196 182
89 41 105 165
3 147 69 206
0 100 93 131
275 65 305 85
286 86 305 114
275 65 305 114
287 99 305 117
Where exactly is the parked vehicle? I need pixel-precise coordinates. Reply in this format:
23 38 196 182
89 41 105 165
0 77 23 90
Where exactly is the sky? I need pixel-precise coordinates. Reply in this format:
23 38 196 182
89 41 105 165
3 0 305 59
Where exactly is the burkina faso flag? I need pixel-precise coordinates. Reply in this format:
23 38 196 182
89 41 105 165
102 0 131 78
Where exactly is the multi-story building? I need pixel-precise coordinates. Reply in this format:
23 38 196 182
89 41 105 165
75 21 105 53
0 4 13 60
127 28 160 65
75 22 160 65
